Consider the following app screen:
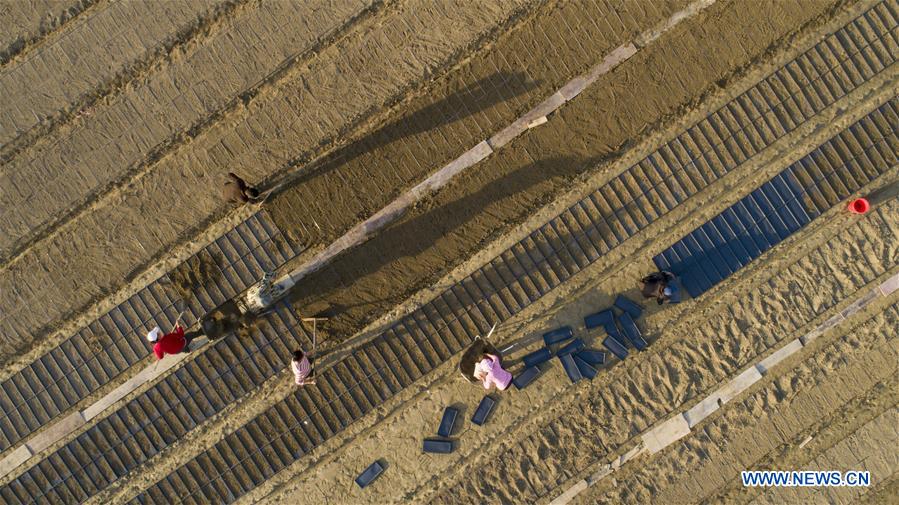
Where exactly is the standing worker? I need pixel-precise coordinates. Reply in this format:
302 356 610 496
223 172 262 204
291 349 313 385
147 325 196 360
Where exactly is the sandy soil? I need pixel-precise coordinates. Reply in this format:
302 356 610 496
580 302 898 505
255 193 898 504
65 0 892 500
0 0 895 503
273 0 839 358
0 0 231 150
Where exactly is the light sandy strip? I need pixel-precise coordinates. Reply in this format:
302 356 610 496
548 272 899 505
0 0 718 480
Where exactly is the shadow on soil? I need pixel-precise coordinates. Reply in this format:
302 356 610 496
287 152 614 341
273 71 539 192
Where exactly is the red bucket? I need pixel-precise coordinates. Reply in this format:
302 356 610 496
848 198 870 215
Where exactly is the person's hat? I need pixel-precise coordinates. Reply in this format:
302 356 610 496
146 327 163 342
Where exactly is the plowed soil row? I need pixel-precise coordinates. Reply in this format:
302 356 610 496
0 0 235 151
0 0 94 67
0 0 376 263
577 302 898 505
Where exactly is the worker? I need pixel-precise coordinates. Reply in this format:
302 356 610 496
291 349 313 385
223 172 261 204
640 271 677 304
473 353 512 391
245 270 284 313
146 324 195 360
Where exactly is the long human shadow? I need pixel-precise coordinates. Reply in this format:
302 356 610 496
287 152 614 338
272 71 539 191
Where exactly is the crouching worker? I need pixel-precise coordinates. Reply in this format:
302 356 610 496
474 353 512 391
223 172 262 204
147 325 197 360
640 271 678 305
291 349 313 385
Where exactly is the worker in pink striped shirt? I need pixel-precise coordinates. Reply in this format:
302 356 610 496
291 349 313 385
474 353 512 391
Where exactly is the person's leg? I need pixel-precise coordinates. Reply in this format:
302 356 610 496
245 187 264 204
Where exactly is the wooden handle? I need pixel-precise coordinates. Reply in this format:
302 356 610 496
174 309 187 327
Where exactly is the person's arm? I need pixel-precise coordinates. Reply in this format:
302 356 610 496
473 361 487 382
154 344 164 360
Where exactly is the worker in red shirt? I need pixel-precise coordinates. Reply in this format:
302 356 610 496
146 325 194 360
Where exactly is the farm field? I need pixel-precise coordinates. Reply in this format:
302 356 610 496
0 0 896 503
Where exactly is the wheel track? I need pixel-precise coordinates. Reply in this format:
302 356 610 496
0 0 388 267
